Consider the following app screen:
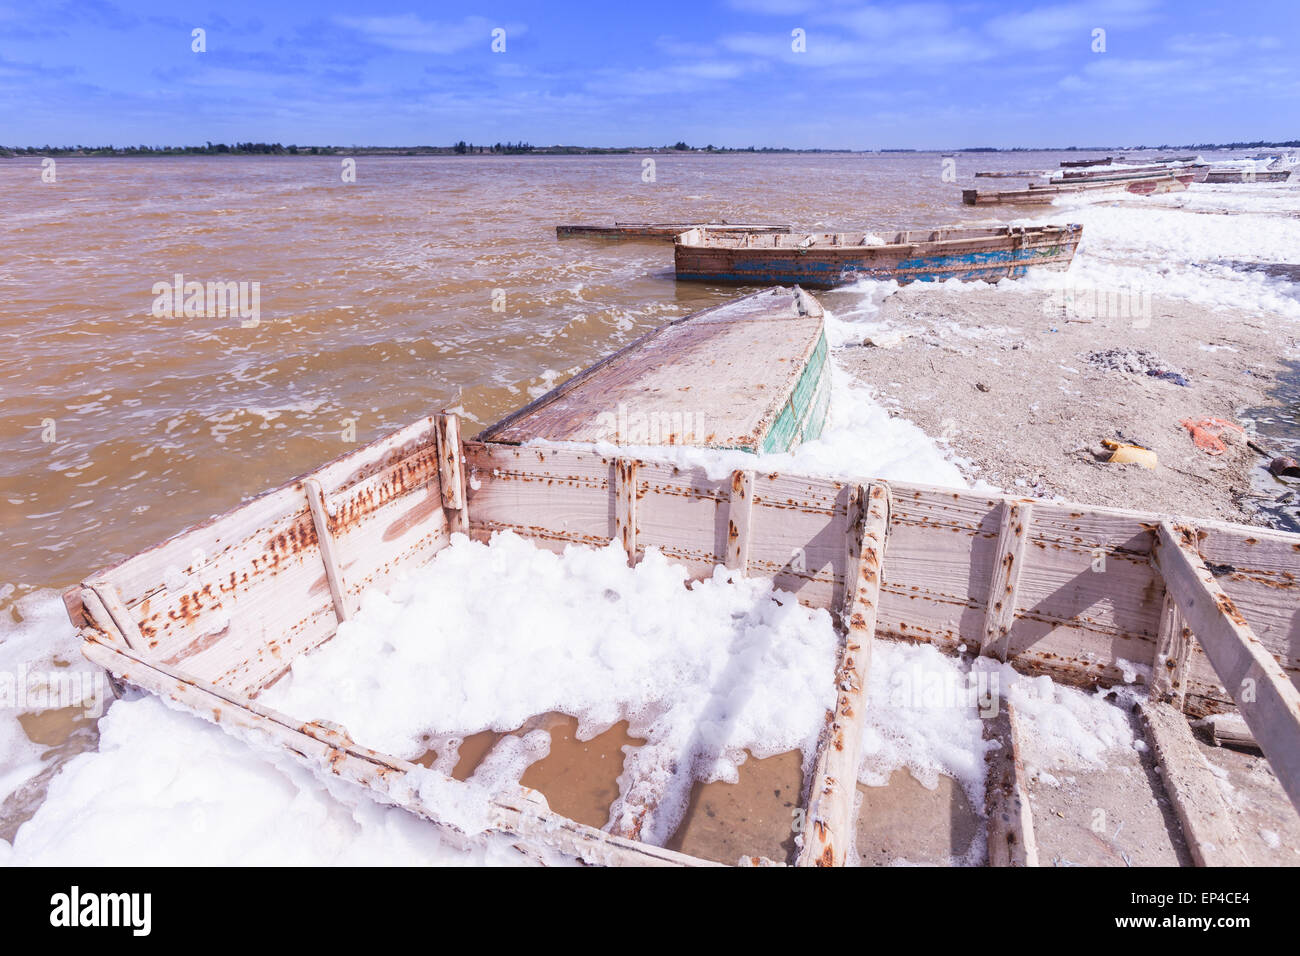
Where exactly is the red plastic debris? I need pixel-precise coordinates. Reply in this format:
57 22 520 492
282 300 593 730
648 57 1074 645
1180 417 1244 456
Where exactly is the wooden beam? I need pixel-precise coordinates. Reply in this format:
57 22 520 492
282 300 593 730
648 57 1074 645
303 478 351 623
614 458 638 565
83 580 147 652
725 469 754 573
1150 591 1191 709
1151 520 1300 814
979 500 1033 660
1200 714 1260 752
1137 699 1250 866
984 701 1039 866
435 413 468 536
797 481 891 867
82 636 717 867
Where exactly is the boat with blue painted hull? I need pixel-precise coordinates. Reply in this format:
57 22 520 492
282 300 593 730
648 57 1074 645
674 224 1082 288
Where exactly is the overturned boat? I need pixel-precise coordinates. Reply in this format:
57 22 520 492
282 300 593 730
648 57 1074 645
482 287 829 454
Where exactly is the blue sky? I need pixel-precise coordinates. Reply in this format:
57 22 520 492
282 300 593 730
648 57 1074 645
1 0 1296 148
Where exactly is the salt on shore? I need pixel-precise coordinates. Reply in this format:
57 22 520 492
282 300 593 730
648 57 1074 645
4 180 1299 865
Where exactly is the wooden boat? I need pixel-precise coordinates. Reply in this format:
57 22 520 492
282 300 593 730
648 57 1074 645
63 412 1300 866
974 170 1050 179
1061 163 1209 183
481 288 829 454
964 172 1196 205
673 224 1082 287
1060 156 1116 167
1205 169 1295 184
556 221 793 240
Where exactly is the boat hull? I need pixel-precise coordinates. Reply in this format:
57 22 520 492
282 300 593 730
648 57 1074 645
964 172 1195 205
63 425 1300 866
480 287 830 453
674 225 1082 288
1205 169 1295 184
557 222 792 240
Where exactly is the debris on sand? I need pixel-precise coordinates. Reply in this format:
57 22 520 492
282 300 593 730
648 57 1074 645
1181 417 1245 455
1085 348 1188 385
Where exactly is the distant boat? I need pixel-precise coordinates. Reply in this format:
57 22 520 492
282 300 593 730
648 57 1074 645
673 224 1081 287
1060 156 1117 167
964 171 1197 205
1204 169 1296 184
974 170 1051 178
557 221 793 240
481 287 829 454
1060 163 1209 183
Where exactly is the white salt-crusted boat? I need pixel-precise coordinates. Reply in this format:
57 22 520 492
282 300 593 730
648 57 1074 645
62 405 1300 865
481 287 829 453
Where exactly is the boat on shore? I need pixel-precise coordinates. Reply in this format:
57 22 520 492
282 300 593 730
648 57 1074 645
557 221 792 240
63 403 1300 865
1205 168 1296 184
1060 163 1209 183
974 170 1050 178
673 224 1082 287
1060 156 1117 167
480 287 830 454
964 171 1196 205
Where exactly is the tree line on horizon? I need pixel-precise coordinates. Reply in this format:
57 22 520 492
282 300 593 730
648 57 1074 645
2 139 1297 158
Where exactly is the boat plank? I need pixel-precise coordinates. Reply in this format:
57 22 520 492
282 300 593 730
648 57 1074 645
797 482 890 867
1138 700 1250 866
82 636 716 867
979 500 1033 659
1151 591 1192 708
1151 521 1300 812
304 478 350 623
985 701 1039 866
726 470 754 573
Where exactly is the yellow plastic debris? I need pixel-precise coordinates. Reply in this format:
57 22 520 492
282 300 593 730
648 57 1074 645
1102 439 1157 470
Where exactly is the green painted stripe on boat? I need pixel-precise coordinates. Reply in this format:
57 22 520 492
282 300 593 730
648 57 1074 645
759 330 830 454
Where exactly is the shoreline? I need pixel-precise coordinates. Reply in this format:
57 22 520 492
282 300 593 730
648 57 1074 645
835 280 1296 530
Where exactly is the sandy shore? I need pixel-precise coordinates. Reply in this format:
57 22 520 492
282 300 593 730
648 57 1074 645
836 280 1296 527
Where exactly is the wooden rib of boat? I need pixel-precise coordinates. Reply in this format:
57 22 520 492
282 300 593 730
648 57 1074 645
63 410 1300 866
480 287 830 454
556 221 793 240
964 172 1195 205
673 224 1082 287
1205 169 1296 184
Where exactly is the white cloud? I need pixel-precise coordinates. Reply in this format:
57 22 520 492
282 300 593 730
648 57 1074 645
984 0 1160 52
336 14 524 55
